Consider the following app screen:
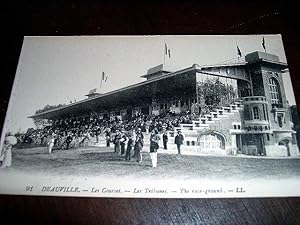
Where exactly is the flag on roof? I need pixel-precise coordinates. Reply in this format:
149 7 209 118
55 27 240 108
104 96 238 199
237 45 242 57
102 71 108 82
262 37 266 52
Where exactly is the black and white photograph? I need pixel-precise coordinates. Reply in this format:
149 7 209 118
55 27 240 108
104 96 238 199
0 35 300 198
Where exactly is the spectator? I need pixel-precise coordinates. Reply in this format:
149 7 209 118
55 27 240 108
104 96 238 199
114 129 122 154
175 130 184 155
162 130 168 150
149 129 160 167
66 133 73 150
134 128 144 163
120 130 127 156
125 131 134 161
47 135 55 154
1 133 17 168
105 128 111 147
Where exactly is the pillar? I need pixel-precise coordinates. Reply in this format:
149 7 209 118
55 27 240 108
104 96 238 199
231 134 237 155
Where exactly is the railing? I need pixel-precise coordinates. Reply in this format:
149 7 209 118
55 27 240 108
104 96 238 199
242 96 266 102
272 103 284 109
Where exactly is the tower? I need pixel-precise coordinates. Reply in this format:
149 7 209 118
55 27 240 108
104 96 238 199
244 51 299 156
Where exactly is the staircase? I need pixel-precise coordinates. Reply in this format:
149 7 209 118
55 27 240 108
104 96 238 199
162 100 244 155
174 101 242 131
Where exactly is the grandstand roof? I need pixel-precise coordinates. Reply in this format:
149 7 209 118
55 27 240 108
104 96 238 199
29 65 197 120
29 51 288 120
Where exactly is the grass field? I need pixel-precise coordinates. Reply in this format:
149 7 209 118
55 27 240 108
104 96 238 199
6 146 300 181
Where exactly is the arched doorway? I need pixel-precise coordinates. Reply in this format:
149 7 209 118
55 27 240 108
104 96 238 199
197 132 226 151
278 139 291 156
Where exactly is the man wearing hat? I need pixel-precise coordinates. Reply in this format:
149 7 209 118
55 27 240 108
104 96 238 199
125 130 134 161
47 134 55 154
114 129 122 154
162 130 168 150
174 130 184 155
105 127 111 147
134 128 144 163
149 129 160 167
120 129 127 156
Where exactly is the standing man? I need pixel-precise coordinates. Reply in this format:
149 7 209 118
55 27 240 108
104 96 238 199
149 129 160 167
66 132 73 150
125 131 134 161
174 130 184 155
114 129 122 154
95 125 101 144
134 128 144 163
162 130 168 150
120 129 127 156
105 128 111 147
47 135 55 154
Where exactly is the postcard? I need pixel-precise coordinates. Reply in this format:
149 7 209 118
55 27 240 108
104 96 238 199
1 35 300 198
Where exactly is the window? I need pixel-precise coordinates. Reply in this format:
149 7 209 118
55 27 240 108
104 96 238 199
278 114 283 128
268 78 282 104
253 107 260 120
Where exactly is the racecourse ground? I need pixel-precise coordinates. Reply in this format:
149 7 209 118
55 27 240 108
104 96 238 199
5 146 300 181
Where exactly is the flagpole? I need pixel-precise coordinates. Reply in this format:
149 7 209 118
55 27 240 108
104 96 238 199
262 36 266 53
100 71 103 90
236 42 240 62
163 44 166 65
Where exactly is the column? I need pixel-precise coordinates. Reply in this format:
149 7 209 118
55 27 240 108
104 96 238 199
231 134 237 155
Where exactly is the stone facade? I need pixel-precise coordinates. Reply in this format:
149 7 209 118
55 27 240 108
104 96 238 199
167 51 299 157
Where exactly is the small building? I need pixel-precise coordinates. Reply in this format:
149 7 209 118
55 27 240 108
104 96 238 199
30 51 299 157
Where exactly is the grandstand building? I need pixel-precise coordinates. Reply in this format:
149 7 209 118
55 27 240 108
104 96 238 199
30 51 299 157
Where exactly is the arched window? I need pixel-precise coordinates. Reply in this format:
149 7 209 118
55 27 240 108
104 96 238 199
239 81 251 97
253 107 260 120
268 78 282 104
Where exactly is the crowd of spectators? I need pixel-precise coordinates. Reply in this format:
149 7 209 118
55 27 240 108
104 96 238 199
15 111 200 150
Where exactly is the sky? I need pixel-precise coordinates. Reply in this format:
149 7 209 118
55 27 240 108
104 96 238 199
2 35 296 133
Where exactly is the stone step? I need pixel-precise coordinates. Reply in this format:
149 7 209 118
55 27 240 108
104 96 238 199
180 124 194 129
192 120 202 125
199 123 209 128
193 126 208 130
235 107 244 110
216 115 229 118
222 112 234 116
222 106 232 111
